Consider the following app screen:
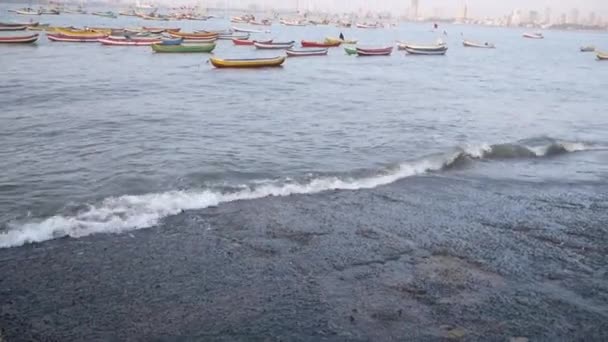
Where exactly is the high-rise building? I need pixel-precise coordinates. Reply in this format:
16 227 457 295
544 7 552 24
410 0 419 20
560 13 567 25
588 12 597 26
569 8 579 24
529 11 539 24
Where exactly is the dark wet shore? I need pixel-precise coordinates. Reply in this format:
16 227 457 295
2 174 608 341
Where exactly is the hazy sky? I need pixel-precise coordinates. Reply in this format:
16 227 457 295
147 0 608 17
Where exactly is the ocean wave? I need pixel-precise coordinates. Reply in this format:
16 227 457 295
0 138 595 248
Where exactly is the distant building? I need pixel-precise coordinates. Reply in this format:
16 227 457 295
410 0 419 20
510 9 522 26
568 8 579 25
458 1 468 21
528 10 539 24
588 12 597 26
559 13 567 25
543 7 551 24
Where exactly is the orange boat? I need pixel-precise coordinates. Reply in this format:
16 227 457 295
169 31 218 39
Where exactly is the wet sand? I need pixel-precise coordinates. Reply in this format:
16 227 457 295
2 175 608 341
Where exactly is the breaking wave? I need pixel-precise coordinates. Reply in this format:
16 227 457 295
0 139 595 248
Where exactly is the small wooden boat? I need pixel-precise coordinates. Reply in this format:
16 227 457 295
16 8 40 15
356 23 379 29
0 21 38 27
254 41 294 49
209 56 286 68
56 28 111 37
47 34 101 42
249 20 272 26
286 48 328 57
580 46 595 52
151 43 216 53
169 31 219 39
280 19 306 26
217 33 250 40
39 9 60 15
232 26 266 33
463 40 495 48
325 37 357 45
0 33 39 43
523 32 543 39
98 37 161 46
344 46 357 55
597 52 608 60
143 27 180 33
404 46 448 55
160 37 183 45
232 38 272 46
0 26 26 31
356 46 393 56
301 40 340 48
92 11 118 18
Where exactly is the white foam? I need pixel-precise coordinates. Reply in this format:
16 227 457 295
0 157 448 248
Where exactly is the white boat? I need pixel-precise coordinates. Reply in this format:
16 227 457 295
523 32 543 39
280 19 306 26
16 8 40 15
286 48 328 57
597 52 608 60
463 40 495 48
232 26 267 34
404 46 448 55
254 41 294 49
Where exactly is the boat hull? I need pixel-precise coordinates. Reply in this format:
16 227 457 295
254 41 294 49
0 33 39 43
232 39 272 46
344 46 357 55
98 38 161 46
356 47 393 56
0 26 26 31
597 52 608 60
523 33 544 39
210 56 286 68
463 40 495 48
151 43 216 53
404 47 448 55
301 40 340 48
47 34 101 42
286 48 328 57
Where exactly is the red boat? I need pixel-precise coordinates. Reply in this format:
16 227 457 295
356 46 393 56
0 33 39 43
301 40 340 48
232 38 272 46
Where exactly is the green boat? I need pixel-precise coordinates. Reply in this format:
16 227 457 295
344 45 357 55
151 43 216 53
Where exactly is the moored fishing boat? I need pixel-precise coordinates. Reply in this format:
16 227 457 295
142 27 180 33
92 11 118 18
325 37 357 45
249 19 272 26
523 32 543 39
47 34 103 42
151 43 216 53
160 37 183 45
597 52 608 60
0 26 26 31
39 8 60 15
232 26 266 33
301 40 340 48
0 21 38 28
404 45 448 55
344 45 357 55
56 28 111 37
182 37 217 44
356 23 379 29
232 38 272 46
16 8 40 15
580 46 595 52
169 31 219 39
280 19 306 26
0 33 39 43
356 46 393 56
463 40 495 48
98 37 161 46
217 33 250 40
254 41 294 49
286 48 328 57
209 56 286 68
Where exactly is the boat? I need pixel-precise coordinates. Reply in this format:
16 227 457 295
580 46 595 52
249 20 272 26
0 26 26 31
143 27 180 33
232 26 266 33
597 52 608 60
301 40 340 48
356 23 379 29
523 32 543 39
47 34 102 42
463 40 495 48
0 21 38 28
92 11 117 18
98 37 161 46
0 33 39 43
404 46 448 55
160 37 183 45
217 33 250 40
325 37 357 45
356 46 393 56
169 31 219 39
232 38 272 46
344 46 357 55
286 48 328 57
39 9 60 15
280 19 306 26
151 43 216 53
254 41 294 49
182 37 217 44
16 8 40 15
56 28 111 37
209 56 286 68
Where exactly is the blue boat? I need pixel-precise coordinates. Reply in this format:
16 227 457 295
160 37 183 46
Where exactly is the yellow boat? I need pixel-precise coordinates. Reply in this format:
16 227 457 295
56 28 112 36
209 56 286 68
325 37 358 45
